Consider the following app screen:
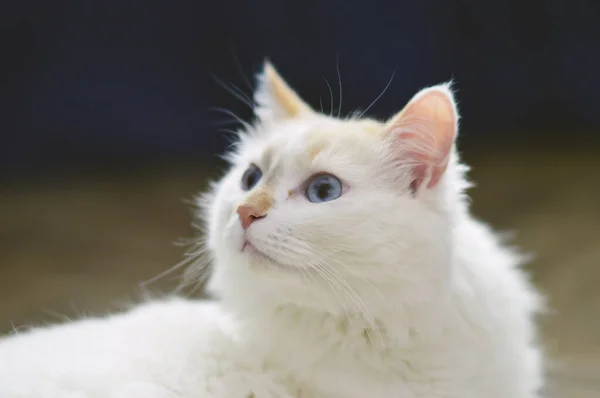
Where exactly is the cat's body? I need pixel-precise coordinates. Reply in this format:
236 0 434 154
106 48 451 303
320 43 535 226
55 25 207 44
0 63 543 398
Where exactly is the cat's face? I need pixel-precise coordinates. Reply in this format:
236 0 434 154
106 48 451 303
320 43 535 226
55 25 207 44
204 63 465 315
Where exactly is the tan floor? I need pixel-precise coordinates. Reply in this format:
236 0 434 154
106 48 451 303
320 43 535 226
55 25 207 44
0 146 599 397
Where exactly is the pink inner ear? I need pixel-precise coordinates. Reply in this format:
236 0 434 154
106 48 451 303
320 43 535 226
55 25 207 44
386 89 457 192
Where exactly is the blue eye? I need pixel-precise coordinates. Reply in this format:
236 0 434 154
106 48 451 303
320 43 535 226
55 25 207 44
241 164 262 191
306 174 343 203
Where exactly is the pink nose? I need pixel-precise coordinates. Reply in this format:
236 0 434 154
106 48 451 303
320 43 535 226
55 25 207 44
236 204 267 230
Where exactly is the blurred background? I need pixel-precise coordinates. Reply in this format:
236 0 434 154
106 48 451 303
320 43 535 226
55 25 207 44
1 1 599 396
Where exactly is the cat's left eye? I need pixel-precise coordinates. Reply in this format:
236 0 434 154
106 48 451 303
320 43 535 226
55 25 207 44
305 174 343 203
241 164 263 191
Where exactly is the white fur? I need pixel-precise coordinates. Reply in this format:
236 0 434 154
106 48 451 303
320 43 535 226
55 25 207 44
0 69 543 397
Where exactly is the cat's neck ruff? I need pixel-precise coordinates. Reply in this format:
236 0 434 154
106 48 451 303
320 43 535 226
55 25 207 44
221 274 455 354
219 278 465 398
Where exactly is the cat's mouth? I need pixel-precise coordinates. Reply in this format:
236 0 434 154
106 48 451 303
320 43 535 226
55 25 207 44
241 239 288 269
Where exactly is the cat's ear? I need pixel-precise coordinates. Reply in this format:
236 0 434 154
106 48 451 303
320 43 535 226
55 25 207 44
254 61 314 121
383 83 458 192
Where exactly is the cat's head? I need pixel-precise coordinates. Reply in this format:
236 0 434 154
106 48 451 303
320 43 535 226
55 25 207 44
202 63 469 316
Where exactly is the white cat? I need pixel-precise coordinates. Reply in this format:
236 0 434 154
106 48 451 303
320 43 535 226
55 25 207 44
0 63 544 398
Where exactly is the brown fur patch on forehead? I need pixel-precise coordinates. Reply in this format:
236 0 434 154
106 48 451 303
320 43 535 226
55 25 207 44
301 131 339 162
301 119 384 160
306 140 328 161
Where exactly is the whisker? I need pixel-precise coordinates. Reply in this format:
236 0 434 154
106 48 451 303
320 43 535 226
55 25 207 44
323 77 334 117
358 70 396 118
311 258 373 322
140 245 208 289
272 237 388 352
216 128 243 137
320 249 394 315
177 263 212 297
297 263 336 315
313 261 382 350
271 245 355 326
273 235 393 315
336 54 343 118
267 240 355 327
208 107 254 132
270 241 376 342
309 261 356 329
230 46 254 92
210 119 246 127
230 81 256 107
212 75 255 110
317 251 390 351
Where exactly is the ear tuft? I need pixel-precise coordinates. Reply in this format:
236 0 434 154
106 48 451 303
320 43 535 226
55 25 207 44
384 82 459 192
254 61 313 122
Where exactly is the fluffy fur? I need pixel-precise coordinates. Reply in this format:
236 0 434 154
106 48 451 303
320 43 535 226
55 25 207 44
0 63 544 398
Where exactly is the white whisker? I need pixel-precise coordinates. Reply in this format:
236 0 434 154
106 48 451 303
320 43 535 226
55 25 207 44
268 236 389 353
212 75 255 110
208 107 254 132
310 256 384 351
297 265 335 314
230 46 254 93
313 251 390 356
308 261 356 329
358 70 396 118
140 250 201 288
267 238 383 349
323 77 334 117
320 248 394 315
336 55 343 118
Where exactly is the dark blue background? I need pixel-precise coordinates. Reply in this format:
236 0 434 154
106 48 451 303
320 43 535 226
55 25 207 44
2 1 599 171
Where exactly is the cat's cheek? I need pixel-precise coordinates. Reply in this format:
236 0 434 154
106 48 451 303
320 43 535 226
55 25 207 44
209 186 243 251
224 216 246 250
212 204 232 243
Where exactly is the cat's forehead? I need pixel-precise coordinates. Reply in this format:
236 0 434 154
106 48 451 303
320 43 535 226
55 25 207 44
252 117 384 163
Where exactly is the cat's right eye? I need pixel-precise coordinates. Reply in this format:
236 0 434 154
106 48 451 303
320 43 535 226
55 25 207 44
305 174 343 203
241 164 263 191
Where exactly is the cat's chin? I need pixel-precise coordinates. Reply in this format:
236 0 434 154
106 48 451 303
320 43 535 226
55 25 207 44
242 241 294 272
